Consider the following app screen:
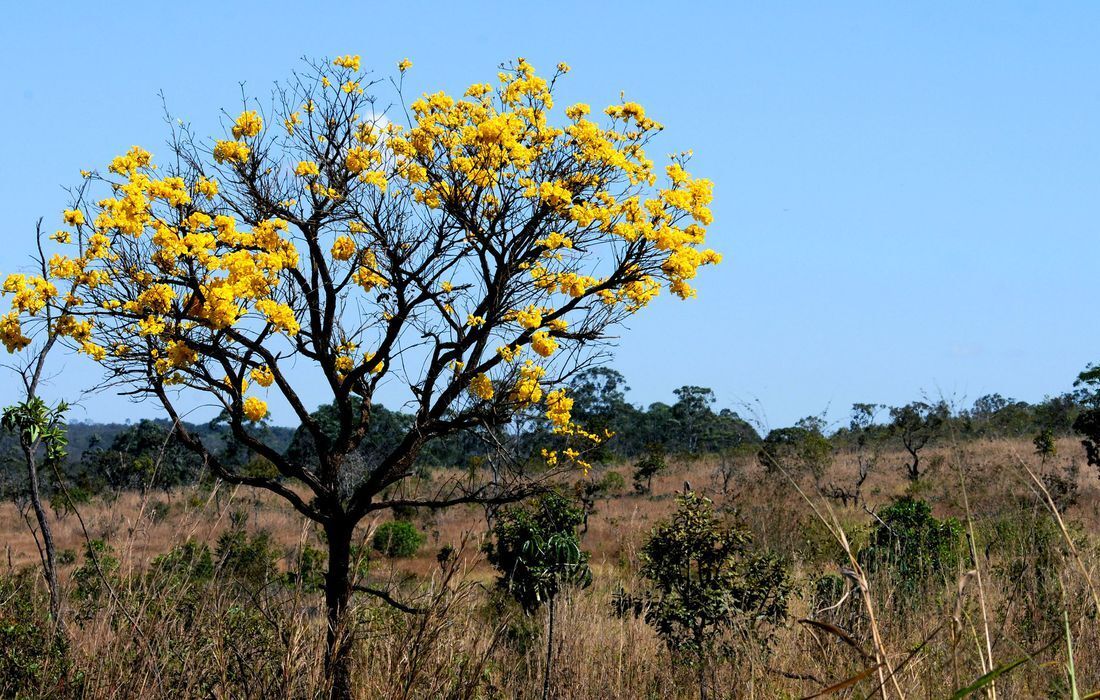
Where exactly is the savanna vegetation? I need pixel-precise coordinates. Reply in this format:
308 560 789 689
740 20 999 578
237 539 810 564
1 53 1097 700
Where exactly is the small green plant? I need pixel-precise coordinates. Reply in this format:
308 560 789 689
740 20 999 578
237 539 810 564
633 444 667 494
215 529 279 586
372 521 425 558
639 492 789 700
1033 428 1057 461
485 492 591 700
71 539 120 618
0 570 79 697
858 496 961 601
151 538 215 586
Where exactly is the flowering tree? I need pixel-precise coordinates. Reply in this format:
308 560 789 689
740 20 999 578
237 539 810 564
2 54 719 697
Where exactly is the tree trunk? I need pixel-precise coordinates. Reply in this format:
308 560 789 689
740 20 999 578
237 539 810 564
543 595 555 700
906 446 920 482
23 444 64 637
695 625 707 700
324 521 355 700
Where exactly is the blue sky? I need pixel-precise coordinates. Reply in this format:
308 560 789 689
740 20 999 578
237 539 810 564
1 2 1096 430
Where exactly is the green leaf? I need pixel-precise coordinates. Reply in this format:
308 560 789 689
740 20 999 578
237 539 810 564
949 657 1029 699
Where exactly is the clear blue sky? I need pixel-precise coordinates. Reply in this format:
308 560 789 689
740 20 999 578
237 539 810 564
1 2 1097 430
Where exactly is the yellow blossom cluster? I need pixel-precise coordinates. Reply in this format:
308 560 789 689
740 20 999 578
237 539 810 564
469 373 494 400
331 236 357 261
544 388 573 429
232 111 263 139
530 331 557 357
251 365 275 387
243 397 268 422
510 361 544 404
333 54 361 71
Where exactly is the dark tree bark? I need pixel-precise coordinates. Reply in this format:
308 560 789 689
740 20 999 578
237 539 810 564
324 520 355 700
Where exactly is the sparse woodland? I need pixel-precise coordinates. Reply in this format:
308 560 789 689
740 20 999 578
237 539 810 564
0 52 1098 700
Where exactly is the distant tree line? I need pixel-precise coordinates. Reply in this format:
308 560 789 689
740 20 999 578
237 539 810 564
0 368 1091 500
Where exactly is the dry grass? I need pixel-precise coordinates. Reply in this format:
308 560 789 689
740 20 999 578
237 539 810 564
2 436 1098 698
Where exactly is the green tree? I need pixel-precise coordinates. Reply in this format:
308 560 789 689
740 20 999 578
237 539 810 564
889 401 948 481
632 443 667 494
757 417 833 483
78 419 204 492
486 492 592 700
640 493 789 700
1072 364 1100 471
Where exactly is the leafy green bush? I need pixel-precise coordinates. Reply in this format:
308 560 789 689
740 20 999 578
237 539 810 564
0 570 79 698
215 529 279 585
639 493 789 698
372 520 425 558
858 496 961 599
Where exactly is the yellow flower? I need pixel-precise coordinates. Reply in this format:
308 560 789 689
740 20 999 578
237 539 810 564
333 54 361 71
213 140 250 163
295 160 320 177
530 331 558 357
284 112 302 135
0 312 31 353
232 111 263 139
80 341 107 362
334 355 355 373
242 397 268 422
397 58 413 73
345 146 373 174
331 236 357 261
511 361 544 404
251 365 275 387
513 305 542 330
469 373 494 400
358 170 387 191
196 177 219 197
545 389 573 428
63 209 85 226
166 340 197 367
138 315 166 337
440 281 453 293
255 299 300 335
466 314 485 327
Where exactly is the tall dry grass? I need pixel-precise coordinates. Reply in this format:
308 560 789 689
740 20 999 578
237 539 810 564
1 436 1097 698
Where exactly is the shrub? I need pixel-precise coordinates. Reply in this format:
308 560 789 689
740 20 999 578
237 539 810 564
632 444 667 494
372 521 425 558
757 420 832 482
0 570 79 698
215 529 279 586
858 496 961 600
639 492 789 697
151 538 214 586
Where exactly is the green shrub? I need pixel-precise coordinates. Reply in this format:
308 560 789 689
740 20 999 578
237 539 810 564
0 570 79 698
215 529 279 585
638 492 789 698
151 538 214 586
372 521 425 558
858 496 961 600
